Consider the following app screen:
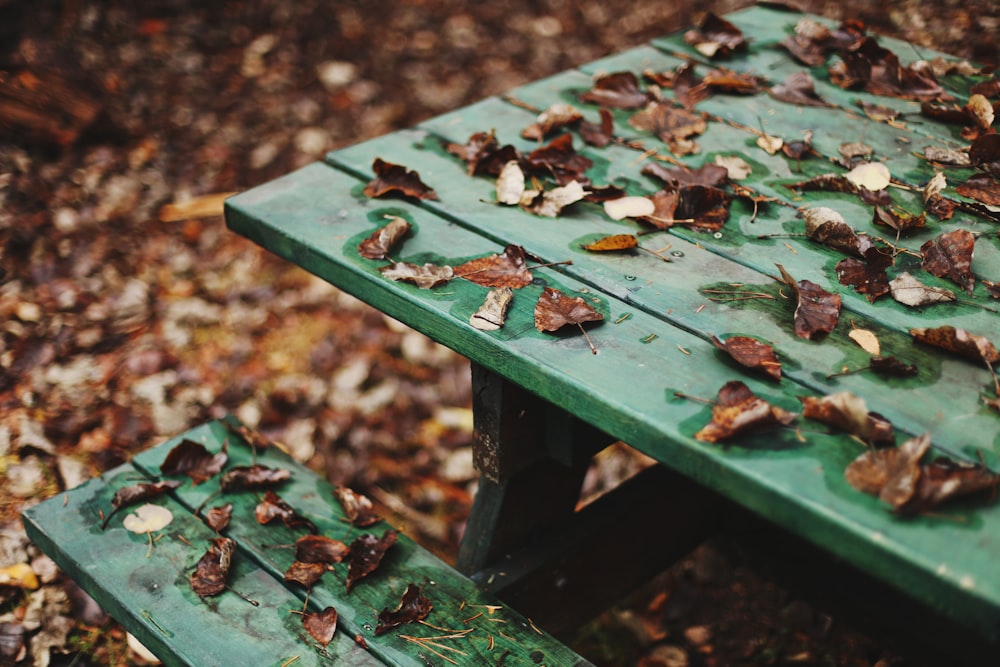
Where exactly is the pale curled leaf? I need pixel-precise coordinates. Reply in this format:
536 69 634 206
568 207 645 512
889 271 956 307
848 328 881 356
714 155 752 180
496 160 525 205
470 287 514 331
845 162 891 192
358 216 411 260
800 392 895 446
379 262 454 289
694 380 796 443
521 180 587 217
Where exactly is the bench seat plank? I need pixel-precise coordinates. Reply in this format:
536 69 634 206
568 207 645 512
129 420 593 667
21 464 379 667
226 160 1000 642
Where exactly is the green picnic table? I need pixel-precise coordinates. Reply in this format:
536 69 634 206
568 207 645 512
23 5 1000 665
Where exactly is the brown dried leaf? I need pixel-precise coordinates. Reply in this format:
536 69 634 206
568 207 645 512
911 325 1000 364
920 229 976 294
683 13 748 59
845 433 930 508
204 503 233 533
831 38 949 102
906 458 1000 514
582 234 639 252
857 100 902 123
445 131 523 177
578 108 615 147
190 537 235 597
629 102 707 146
983 280 1000 299
803 207 873 258
219 464 291 492
776 264 841 340
800 392 895 446
470 287 514 332
255 490 318 533
358 216 411 260
694 380 797 443
284 560 326 588
363 158 438 200
638 189 680 230
579 71 649 109
375 584 433 636
160 438 227 485
455 245 533 288
675 185 731 232
870 356 919 378
303 607 339 647
641 162 728 188
523 134 593 179
103 479 182 529
533 287 604 333
711 335 782 381
888 272 956 307
296 534 351 565
380 262 455 289
346 530 398 593
955 173 1000 206
872 206 925 236
969 134 1000 177
769 71 829 107
521 103 583 141
835 247 893 302
334 486 381 527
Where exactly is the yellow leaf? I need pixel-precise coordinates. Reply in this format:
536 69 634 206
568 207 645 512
0 563 39 590
848 328 881 356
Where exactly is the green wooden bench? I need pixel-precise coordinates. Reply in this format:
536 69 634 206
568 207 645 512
22 419 592 666
219 5 1000 662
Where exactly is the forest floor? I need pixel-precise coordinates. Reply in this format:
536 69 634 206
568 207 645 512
1 0 997 665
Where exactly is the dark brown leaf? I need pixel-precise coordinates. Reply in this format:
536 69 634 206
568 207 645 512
359 216 411 260
906 457 1000 514
845 433 930 509
303 607 339 647
955 173 1000 206
870 356 919 378
346 530 398 593
219 464 291 492
856 100 902 123
638 189 680 229
160 438 227 485
675 185 731 232
629 102 707 150
911 325 1000 364
769 71 829 107
255 490 318 533
445 131 523 177
777 264 841 340
523 133 592 179
800 392 895 446
702 68 762 96
102 479 182 529
533 287 604 333
284 560 327 588
375 584 433 636
204 503 233 532
641 162 728 188
683 12 748 59
694 380 797 443
803 208 874 258
920 229 976 294
190 537 235 597
363 158 438 201
983 280 1000 299
454 245 533 289
969 133 1000 178
295 534 351 565
711 335 782 381
579 71 649 109
578 109 615 147
830 37 949 102
835 246 893 302
380 261 455 289
334 486 381 527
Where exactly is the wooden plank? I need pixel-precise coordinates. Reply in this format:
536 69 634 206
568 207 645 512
652 5 993 144
129 420 595 667
325 114 1000 461
225 162 1000 642
21 464 378 667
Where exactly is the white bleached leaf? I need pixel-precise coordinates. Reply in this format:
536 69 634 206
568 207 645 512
496 160 525 205
889 271 956 307
845 162 890 191
968 94 995 130
802 206 847 229
123 503 174 533
714 155 752 180
756 134 783 155
848 328 881 356
604 196 655 221
924 172 947 202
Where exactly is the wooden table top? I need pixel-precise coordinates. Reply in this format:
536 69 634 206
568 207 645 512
226 5 1000 642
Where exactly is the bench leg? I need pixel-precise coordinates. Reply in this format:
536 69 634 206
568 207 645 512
456 364 609 572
